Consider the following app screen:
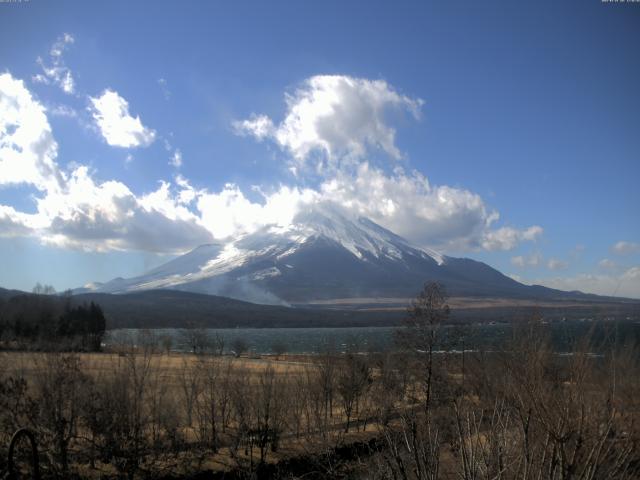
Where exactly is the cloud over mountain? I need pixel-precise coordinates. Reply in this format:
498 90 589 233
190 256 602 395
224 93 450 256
317 163 542 251
0 70 542 257
233 75 542 252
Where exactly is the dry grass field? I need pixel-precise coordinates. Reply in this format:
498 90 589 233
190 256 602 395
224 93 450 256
1 313 639 479
0 349 389 479
1 351 312 380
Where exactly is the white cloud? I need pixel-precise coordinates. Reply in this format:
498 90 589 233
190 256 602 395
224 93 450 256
0 72 65 191
175 175 201 205
89 89 156 148
569 244 585 261
33 33 76 94
231 75 541 252
0 205 39 238
598 258 617 270
1 72 543 256
234 75 423 173
0 75 210 253
533 267 640 299
547 258 568 271
196 184 316 240
481 226 543 252
612 241 640 256
169 149 183 167
507 273 526 283
38 168 213 253
511 256 526 268
48 104 77 118
186 162 541 253
234 114 274 140
158 78 170 100
510 252 543 268
316 163 542 251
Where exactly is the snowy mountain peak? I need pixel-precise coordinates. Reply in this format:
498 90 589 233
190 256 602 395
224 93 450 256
286 204 445 265
195 204 444 274
76 205 595 307
87 207 450 302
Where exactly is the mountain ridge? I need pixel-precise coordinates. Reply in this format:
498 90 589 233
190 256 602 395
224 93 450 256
75 205 637 305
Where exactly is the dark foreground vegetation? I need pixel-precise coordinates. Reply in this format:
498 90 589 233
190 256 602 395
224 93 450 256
0 283 639 479
0 287 106 351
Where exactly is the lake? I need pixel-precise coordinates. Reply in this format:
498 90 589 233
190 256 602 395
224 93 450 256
105 319 640 355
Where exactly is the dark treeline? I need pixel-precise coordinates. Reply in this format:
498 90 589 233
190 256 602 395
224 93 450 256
0 288 106 351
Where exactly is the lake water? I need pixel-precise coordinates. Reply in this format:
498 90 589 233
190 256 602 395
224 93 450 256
105 320 640 355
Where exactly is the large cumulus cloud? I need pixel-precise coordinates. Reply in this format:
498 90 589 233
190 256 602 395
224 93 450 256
0 73 210 253
1 71 542 255
233 74 542 252
234 75 423 173
39 168 213 252
0 73 64 191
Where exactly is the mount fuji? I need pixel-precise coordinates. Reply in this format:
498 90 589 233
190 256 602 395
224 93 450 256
80 205 599 306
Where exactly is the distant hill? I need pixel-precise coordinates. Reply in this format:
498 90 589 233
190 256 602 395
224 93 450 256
1 287 638 329
0 287 26 300
73 290 403 328
74 290 640 329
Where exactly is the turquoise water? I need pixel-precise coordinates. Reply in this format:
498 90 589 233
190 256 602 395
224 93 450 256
105 320 640 355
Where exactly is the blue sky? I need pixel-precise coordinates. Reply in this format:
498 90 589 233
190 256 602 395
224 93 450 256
0 0 639 297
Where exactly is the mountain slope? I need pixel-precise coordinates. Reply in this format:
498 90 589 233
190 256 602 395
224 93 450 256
83 205 615 305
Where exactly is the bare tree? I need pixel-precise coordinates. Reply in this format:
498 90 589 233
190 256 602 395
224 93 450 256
316 340 338 435
378 282 450 480
252 365 287 463
32 283 56 295
194 356 222 452
228 366 252 466
159 334 173 355
32 353 88 477
371 352 406 427
136 329 159 354
289 370 308 439
90 348 155 479
231 337 249 358
337 353 371 432
178 357 201 428
180 327 211 355
271 340 288 360
211 333 225 356
396 281 449 413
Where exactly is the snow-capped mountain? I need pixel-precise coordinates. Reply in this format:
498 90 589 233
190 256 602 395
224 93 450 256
83 205 574 305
